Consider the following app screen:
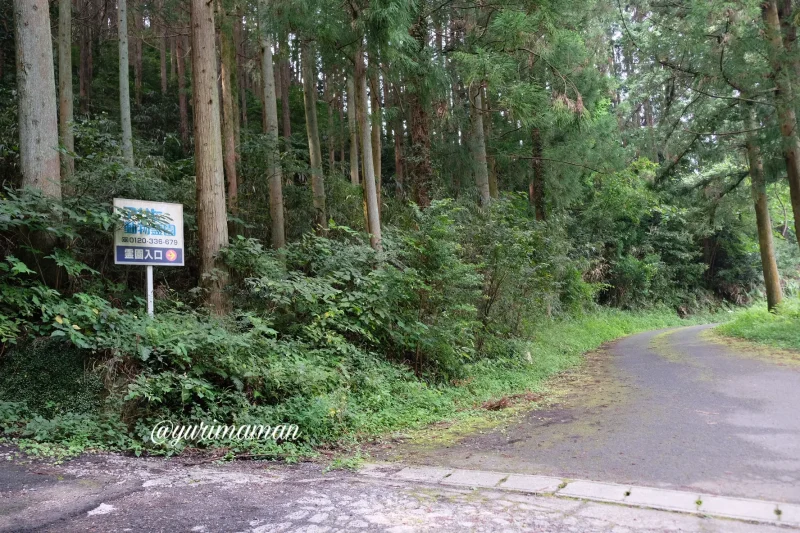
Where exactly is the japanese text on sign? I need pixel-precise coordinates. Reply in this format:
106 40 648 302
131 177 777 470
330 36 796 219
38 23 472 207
113 199 184 267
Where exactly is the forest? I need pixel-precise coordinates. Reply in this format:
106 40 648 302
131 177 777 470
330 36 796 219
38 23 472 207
0 0 799 458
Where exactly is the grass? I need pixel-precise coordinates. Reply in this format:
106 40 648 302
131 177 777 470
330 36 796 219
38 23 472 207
347 307 713 449
445 308 706 406
716 299 800 351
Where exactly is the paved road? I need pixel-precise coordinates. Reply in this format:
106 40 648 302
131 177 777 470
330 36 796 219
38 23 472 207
385 324 800 503
0 452 787 532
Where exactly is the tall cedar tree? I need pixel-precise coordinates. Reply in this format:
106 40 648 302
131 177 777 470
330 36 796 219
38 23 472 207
301 40 327 232
118 0 134 165
190 0 230 311
259 0 286 248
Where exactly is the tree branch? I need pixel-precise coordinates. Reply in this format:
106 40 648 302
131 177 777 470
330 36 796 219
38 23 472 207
688 86 775 107
681 125 767 136
515 156 607 174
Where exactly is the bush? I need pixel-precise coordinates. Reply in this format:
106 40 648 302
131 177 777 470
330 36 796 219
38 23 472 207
455 194 597 336
0 338 103 417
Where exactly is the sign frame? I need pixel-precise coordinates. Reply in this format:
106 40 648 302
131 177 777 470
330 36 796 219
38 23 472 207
113 198 185 316
113 198 185 267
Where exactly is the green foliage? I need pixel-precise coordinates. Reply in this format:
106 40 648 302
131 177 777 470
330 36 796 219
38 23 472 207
570 160 715 309
0 188 132 345
0 401 138 460
455 194 597 337
0 339 103 416
0 187 701 458
225 203 482 380
717 299 800 351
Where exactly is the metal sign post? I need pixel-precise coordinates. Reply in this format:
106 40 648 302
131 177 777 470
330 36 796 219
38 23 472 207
113 198 185 317
146 265 154 316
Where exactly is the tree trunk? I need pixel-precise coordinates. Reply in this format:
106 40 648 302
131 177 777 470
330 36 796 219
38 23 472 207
394 119 404 197
339 94 346 174
471 83 490 207
269 47 278 131
79 8 91 114
234 12 247 131
219 17 239 217
369 69 381 207
159 0 168 95
88 7 94 105
746 110 782 310
347 75 360 185
170 35 177 82
15 0 61 197
391 82 404 197
88 0 96 94
15 0 63 287
262 70 269 132
382 76 392 147
58 0 75 181
408 90 432 208
280 36 291 141
231 60 241 163
301 40 327 232
355 48 382 250
358 77 370 232
529 128 545 220
133 2 143 106
776 0 800 119
190 0 229 312
483 87 498 198
408 15 432 208
118 0 134 165
176 36 190 154
325 73 336 171
258 8 285 249
764 0 800 249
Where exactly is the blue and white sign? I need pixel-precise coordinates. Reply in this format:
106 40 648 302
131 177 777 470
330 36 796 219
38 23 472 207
113 198 184 266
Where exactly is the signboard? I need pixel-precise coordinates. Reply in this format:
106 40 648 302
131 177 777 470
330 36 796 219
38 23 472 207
113 198 184 266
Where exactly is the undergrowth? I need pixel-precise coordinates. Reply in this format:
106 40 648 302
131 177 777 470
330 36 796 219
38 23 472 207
0 308 705 460
716 299 800 351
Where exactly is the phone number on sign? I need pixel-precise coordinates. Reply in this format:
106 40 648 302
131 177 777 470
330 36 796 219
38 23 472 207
120 237 180 245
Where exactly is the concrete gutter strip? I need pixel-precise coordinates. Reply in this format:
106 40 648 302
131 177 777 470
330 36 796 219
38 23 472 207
362 463 798 528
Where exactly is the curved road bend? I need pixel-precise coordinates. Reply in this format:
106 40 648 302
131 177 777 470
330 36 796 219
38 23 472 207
386 324 800 503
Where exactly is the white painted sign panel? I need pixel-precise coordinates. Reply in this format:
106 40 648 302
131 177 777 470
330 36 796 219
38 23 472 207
113 198 184 266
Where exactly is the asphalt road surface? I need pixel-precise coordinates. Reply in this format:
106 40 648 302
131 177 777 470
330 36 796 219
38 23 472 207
385 324 800 503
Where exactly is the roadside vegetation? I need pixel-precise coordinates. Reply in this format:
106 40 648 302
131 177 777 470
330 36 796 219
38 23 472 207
0 300 702 460
717 299 800 352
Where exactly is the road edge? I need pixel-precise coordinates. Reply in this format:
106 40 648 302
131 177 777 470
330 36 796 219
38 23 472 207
358 463 800 529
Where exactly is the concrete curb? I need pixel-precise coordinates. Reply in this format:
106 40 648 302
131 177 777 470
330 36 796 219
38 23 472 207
358 463 799 528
